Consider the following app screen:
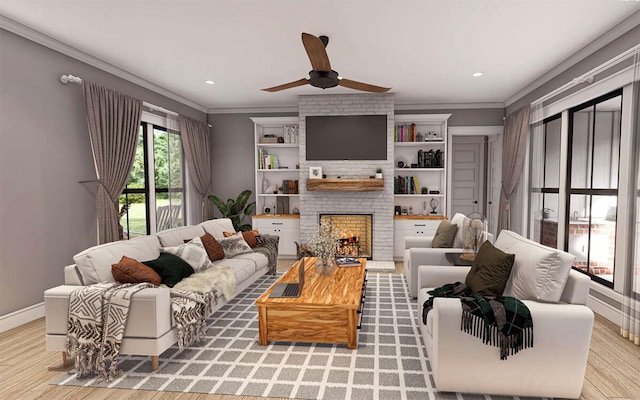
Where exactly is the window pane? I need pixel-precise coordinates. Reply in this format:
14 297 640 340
544 118 562 188
119 193 147 239
571 109 592 189
568 194 616 283
592 95 621 189
530 122 545 189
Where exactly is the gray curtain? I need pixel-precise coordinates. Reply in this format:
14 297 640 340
83 81 142 244
498 105 531 232
179 115 213 222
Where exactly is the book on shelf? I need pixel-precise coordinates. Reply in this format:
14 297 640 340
394 123 417 142
336 257 361 267
394 175 421 194
282 179 299 194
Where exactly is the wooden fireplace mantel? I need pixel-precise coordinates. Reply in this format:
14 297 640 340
306 178 384 192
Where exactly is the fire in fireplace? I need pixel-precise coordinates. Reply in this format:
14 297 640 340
319 214 373 259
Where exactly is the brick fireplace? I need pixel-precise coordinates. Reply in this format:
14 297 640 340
298 93 395 261
320 214 373 258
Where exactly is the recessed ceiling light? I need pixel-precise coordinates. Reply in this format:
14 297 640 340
472 72 483 77
205 80 215 85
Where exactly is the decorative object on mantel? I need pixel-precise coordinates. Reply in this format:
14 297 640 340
375 168 383 179
460 212 488 262
207 189 256 231
307 178 384 192
309 166 322 179
308 222 340 276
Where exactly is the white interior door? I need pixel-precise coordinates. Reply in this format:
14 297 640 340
487 134 503 237
451 137 484 217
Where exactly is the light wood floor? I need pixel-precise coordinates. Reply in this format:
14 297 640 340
2 264 639 400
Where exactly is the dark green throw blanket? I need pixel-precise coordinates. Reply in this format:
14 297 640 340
422 282 533 360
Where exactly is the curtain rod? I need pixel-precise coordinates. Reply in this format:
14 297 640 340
531 43 640 106
60 74 179 117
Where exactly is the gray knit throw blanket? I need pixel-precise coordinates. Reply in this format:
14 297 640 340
65 282 217 382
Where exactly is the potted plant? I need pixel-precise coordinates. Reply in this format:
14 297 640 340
375 168 383 179
207 189 256 231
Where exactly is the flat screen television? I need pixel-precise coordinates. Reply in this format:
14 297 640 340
305 115 387 160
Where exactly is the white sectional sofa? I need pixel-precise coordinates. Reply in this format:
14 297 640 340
417 229 594 398
44 218 274 370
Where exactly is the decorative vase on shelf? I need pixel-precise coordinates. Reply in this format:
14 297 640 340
314 257 337 276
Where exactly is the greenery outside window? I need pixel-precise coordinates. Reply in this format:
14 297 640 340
119 119 184 238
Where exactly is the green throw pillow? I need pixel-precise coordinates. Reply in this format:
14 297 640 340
464 241 515 296
142 252 194 288
432 220 458 248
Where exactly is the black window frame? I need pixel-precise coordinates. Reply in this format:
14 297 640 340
564 88 623 288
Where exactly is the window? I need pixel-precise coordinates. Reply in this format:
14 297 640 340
119 118 184 238
566 89 622 287
530 115 561 247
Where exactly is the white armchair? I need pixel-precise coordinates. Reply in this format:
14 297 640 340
416 230 594 398
403 213 493 298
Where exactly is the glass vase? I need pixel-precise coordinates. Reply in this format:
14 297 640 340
314 257 337 276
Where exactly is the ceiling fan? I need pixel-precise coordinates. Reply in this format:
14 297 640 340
261 33 391 93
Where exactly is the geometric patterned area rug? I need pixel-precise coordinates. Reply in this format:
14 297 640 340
54 273 540 400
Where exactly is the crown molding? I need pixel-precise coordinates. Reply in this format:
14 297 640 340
394 102 505 110
207 105 300 114
0 15 207 113
505 10 640 107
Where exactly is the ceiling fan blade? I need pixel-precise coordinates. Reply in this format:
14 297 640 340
338 78 391 93
261 78 310 92
302 32 332 72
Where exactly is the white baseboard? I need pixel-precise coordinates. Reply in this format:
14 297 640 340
588 294 622 327
0 302 45 333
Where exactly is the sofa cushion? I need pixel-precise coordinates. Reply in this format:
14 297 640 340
218 234 253 257
464 241 515 296
161 236 212 272
185 232 225 262
155 225 206 247
496 230 575 303
143 253 194 287
432 220 458 248
450 213 468 248
73 235 161 285
200 218 236 239
111 256 162 285
224 229 260 248
212 256 261 282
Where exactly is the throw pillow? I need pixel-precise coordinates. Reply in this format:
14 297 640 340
184 232 225 261
161 236 212 272
497 230 575 303
450 213 468 248
142 253 194 287
218 234 253 257
223 229 261 248
431 220 458 248
464 241 515 296
111 255 162 285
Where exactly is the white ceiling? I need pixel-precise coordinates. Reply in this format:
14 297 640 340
1 1 639 112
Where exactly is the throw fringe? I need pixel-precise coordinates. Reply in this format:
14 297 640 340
461 311 534 360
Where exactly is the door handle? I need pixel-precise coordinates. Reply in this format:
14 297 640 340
473 200 478 204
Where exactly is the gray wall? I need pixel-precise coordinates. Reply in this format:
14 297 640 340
0 28 206 317
208 112 296 225
507 24 640 114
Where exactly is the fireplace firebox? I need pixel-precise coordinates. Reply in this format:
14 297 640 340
319 214 373 259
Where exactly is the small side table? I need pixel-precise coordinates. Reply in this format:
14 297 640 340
445 252 474 266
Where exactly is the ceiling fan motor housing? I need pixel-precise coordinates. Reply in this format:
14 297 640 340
309 70 339 89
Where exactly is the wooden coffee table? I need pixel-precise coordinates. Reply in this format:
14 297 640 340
256 257 366 349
